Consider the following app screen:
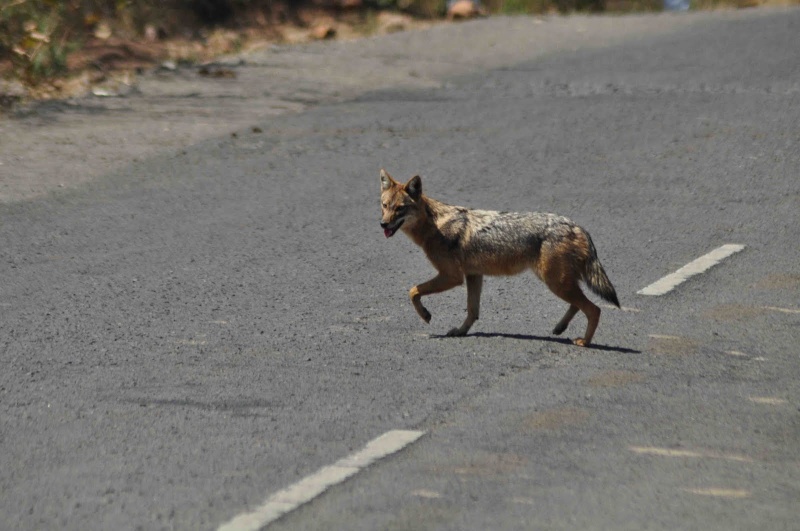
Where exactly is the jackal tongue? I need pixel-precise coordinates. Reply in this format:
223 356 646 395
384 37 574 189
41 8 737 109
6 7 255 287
384 228 394 238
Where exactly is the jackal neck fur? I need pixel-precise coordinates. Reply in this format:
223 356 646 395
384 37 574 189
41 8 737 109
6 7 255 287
402 195 464 249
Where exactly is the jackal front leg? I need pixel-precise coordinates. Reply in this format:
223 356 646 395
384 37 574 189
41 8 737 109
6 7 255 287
409 272 463 324
447 274 483 337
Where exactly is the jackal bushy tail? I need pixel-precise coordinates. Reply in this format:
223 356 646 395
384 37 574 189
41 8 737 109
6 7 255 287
584 253 620 308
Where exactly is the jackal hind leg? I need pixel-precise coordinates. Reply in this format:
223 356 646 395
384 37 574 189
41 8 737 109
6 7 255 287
410 272 463 324
540 271 601 347
447 274 483 337
559 288 600 347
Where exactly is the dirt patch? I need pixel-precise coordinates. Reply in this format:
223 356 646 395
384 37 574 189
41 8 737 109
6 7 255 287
755 273 800 290
521 407 590 431
587 370 645 388
702 304 767 322
647 335 700 356
429 451 528 477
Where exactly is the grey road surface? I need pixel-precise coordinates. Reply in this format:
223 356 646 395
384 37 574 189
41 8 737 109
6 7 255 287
1 8 799 531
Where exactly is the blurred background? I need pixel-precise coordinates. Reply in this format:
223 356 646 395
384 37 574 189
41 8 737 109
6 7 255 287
1 0 793 101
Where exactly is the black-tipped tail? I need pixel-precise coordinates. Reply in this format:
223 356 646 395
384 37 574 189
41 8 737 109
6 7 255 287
585 256 620 308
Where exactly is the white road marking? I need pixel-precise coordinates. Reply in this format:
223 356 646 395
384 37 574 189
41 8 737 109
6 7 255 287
637 244 745 296
175 339 207 346
725 350 748 357
217 430 425 531
629 446 753 462
761 306 800 315
601 304 641 312
683 487 750 498
410 489 443 499
749 396 788 405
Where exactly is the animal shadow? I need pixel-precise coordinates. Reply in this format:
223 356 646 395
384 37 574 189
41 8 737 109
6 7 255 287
434 331 640 354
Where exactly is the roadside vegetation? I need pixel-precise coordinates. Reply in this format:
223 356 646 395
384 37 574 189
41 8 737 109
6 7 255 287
0 0 796 103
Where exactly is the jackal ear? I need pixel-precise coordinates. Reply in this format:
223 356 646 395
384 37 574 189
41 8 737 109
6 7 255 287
405 175 422 200
380 168 395 191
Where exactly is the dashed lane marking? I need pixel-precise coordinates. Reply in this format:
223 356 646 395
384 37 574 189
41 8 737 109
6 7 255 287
217 429 425 531
601 304 641 312
761 306 800 315
629 446 753 463
724 351 767 361
410 489 443 499
683 488 750 498
749 396 788 405
637 244 745 296
175 339 207 346
723 349 768 361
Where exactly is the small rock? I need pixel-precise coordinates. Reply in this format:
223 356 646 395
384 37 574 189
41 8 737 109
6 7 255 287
377 12 413 34
94 22 112 40
447 0 486 20
144 25 159 42
91 87 116 97
198 66 236 79
90 75 136 98
0 79 26 107
310 24 336 41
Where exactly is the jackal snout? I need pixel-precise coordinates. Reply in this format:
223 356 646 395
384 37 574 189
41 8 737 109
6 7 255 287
379 218 404 238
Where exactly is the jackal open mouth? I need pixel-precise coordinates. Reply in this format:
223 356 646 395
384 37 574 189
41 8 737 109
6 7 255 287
383 220 404 238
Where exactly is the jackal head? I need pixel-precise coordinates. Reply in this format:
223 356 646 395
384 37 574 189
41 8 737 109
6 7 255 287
379 169 422 238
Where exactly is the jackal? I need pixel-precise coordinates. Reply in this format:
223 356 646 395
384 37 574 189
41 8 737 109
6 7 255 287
379 169 619 346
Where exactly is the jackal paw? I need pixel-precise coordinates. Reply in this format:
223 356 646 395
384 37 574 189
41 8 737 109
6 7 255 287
552 323 568 336
446 327 467 337
572 338 590 347
418 308 432 323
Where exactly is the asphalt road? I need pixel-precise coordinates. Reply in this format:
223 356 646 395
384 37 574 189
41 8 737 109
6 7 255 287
1 8 799 531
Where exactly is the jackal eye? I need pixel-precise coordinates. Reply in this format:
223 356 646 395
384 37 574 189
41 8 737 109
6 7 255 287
381 202 388 209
